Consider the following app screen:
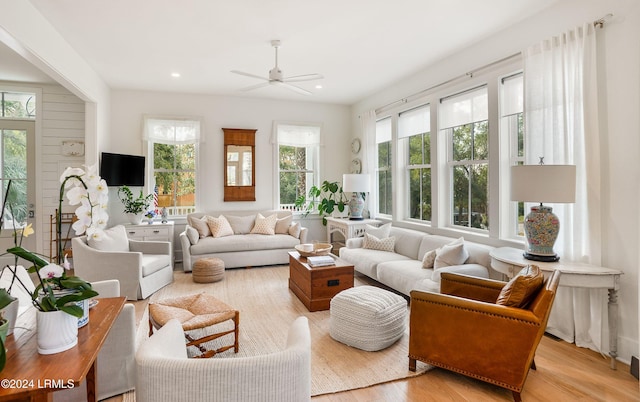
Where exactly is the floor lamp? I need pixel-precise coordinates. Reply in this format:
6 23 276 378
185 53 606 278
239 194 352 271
342 174 370 220
510 164 576 262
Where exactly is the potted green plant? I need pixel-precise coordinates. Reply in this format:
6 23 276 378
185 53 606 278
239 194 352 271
0 288 17 372
294 180 349 225
118 185 153 224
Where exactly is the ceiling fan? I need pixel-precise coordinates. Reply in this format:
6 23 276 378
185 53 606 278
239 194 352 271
231 40 323 95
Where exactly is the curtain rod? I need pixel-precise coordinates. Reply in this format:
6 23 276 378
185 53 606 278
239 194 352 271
369 13 612 116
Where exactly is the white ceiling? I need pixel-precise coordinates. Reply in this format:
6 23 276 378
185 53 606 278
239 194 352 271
2 0 560 105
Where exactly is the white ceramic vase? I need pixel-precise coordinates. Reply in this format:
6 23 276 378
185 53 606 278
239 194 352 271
127 212 144 225
36 310 78 355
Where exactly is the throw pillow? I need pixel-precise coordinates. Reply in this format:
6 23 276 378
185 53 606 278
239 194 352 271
185 226 199 245
226 215 256 234
433 237 469 269
496 265 544 308
189 216 212 238
365 222 391 239
288 222 302 238
88 225 129 252
275 215 293 234
421 248 439 269
362 233 395 252
205 215 234 238
250 213 278 235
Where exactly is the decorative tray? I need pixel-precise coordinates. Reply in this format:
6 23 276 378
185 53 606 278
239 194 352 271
295 243 333 257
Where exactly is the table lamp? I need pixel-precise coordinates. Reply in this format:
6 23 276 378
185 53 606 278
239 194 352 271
510 164 576 262
342 174 370 220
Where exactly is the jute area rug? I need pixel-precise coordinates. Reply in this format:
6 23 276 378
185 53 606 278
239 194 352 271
134 265 430 397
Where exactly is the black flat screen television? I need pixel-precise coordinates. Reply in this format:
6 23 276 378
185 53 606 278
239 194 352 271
100 152 145 186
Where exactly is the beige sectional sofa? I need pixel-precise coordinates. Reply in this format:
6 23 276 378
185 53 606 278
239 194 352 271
180 210 308 272
339 224 494 296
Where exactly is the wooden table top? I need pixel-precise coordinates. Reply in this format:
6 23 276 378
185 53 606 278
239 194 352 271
0 297 125 401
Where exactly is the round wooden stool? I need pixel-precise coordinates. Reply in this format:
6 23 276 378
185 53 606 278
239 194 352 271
192 257 225 283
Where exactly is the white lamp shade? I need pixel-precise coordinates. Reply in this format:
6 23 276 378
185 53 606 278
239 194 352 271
343 174 371 193
510 165 576 203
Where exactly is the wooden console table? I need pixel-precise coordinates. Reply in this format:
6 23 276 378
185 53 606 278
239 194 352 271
0 297 126 402
490 247 623 369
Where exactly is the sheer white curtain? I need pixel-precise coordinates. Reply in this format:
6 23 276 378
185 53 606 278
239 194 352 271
360 110 377 217
523 22 604 352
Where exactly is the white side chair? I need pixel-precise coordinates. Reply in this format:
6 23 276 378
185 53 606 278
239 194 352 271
136 316 311 402
54 279 136 402
72 225 174 300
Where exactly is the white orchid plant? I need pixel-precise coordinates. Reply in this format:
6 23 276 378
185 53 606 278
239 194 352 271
4 164 108 317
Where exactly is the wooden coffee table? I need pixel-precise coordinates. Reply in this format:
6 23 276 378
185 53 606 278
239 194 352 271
288 251 354 312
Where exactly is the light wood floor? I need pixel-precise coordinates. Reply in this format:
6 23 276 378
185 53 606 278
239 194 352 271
109 271 640 402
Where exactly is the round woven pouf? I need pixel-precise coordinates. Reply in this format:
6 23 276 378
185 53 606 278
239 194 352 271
192 257 225 283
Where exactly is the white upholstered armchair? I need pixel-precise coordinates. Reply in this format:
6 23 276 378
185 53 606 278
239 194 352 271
71 225 173 300
135 316 312 402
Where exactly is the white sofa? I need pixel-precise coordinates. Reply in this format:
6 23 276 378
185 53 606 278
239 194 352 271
339 225 494 296
135 316 311 402
180 210 308 272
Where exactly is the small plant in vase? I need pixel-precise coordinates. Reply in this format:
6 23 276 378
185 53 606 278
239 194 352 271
118 186 153 224
294 180 348 226
145 210 156 224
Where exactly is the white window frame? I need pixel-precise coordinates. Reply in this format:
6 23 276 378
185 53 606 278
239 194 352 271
273 121 321 212
375 117 392 217
143 116 201 217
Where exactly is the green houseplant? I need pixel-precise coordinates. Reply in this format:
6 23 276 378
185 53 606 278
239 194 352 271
294 180 349 225
118 185 153 224
0 288 17 372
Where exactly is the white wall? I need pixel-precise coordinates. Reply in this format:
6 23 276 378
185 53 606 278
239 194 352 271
352 0 640 365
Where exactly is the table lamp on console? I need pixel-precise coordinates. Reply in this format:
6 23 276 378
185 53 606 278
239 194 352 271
510 162 576 262
343 174 370 220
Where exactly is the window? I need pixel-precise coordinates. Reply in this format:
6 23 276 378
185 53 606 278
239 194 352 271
1 91 36 119
144 117 200 217
400 105 431 221
376 118 392 215
501 73 524 236
0 126 28 228
275 123 321 210
440 86 489 230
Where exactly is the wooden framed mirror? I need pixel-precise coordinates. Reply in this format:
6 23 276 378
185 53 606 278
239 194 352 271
223 128 256 201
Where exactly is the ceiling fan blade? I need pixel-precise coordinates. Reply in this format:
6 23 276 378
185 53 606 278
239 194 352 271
282 73 324 82
231 70 270 81
274 81 312 95
238 82 271 92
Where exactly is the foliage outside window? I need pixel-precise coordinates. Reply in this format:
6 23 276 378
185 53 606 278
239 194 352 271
400 105 431 221
0 91 36 119
376 118 392 215
144 117 200 217
440 86 489 230
275 123 320 211
1 129 27 228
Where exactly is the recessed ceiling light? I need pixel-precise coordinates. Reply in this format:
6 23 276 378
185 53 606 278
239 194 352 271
171 72 181 78
315 84 323 89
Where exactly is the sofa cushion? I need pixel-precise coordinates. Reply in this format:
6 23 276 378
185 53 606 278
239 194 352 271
206 215 234 238
430 263 490 284
389 227 427 260
339 247 410 280
275 215 293 234
226 215 256 234
189 234 299 255
288 222 301 238
88 225 129 252
421 249 438 269
250 213 277 235
434 237 469 269
141 254 171 277
363 233 395 252
185 226 199 245
189 216 212 238
365 223 391 238
496 265 544 308
377 260 432 296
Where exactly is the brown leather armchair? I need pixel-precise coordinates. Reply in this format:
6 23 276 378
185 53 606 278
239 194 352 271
408 270 561 402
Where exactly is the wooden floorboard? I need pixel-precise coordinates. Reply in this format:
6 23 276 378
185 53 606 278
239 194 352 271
105 270 639 402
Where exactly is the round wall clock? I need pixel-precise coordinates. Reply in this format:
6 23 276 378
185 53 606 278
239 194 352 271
351 138 361 154
350 158 362 174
